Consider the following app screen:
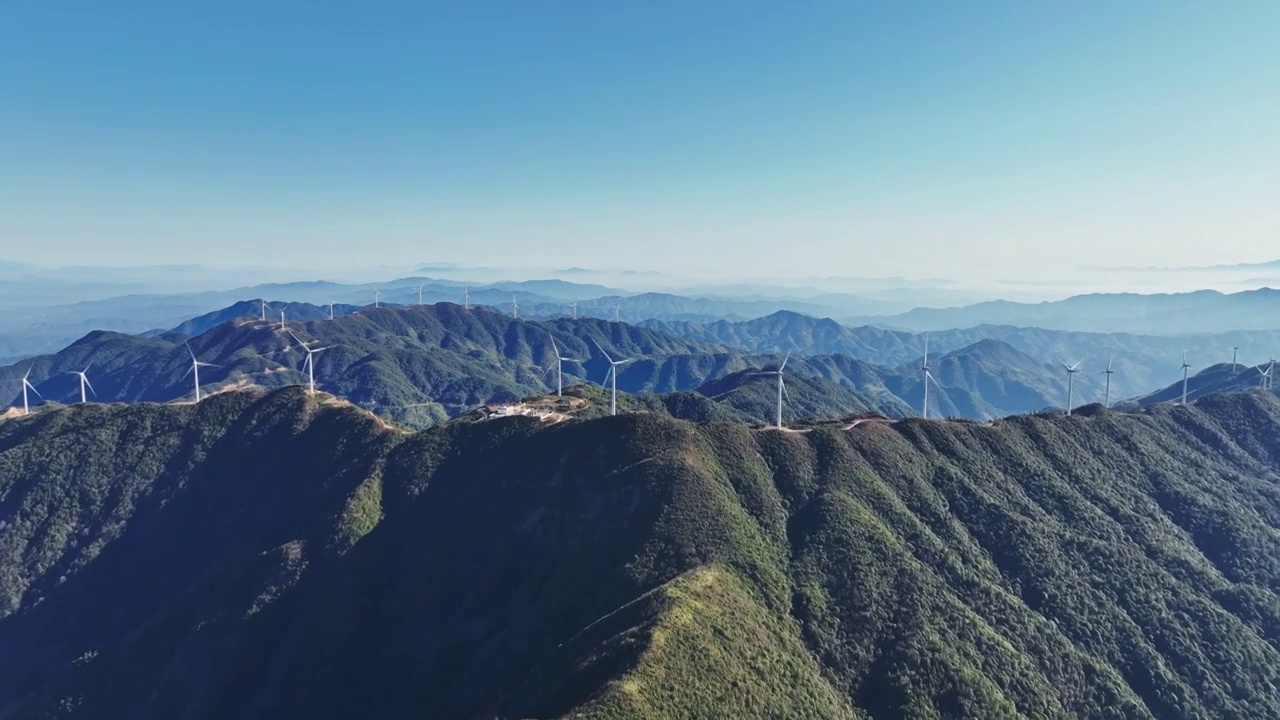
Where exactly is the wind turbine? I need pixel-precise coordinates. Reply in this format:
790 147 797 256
260 300 268 322
1101 355 1115 408
511 296 520 319
569 301 578 319
66 365 95 404
464 287 470 310
750 355 791 429
19 366 40 415
919 334 935 419
613 303 622 322
279 307 287 332
548 335 579 397
374 289 382 308
417 284 425 306
327 300 336 320
288 332 332 395
591 337 632 416
1059 358 1082 416
1257 364 1272 390
1232 346 1239 372
1180 351 1191 405
182 343 218 403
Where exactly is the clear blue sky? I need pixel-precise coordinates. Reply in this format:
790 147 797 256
2 1 1278 280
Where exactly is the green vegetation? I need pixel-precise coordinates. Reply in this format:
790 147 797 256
2 304 1079 429
2 388 1280 718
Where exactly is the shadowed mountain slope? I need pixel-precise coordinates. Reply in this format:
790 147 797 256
1 390 1280 717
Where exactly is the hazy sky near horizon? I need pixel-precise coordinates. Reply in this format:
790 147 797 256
3 2 1278 282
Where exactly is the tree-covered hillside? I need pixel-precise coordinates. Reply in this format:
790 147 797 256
2 389 1280 718
1 304 1076 426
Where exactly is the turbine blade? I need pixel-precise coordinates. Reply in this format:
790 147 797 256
780 353 790 371
84 376 96 397
181 365 193 381
186 342 197 361
287 330 308 348
781 377 792 402
590 336 614 364
26 381 41 398
1107 354 1113 372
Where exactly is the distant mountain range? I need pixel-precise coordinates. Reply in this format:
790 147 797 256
645 311 1280 402
1124 362 1278 408
851 287 1280 334
1 303 1086 425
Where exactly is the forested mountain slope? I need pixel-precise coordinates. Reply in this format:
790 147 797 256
644 311 1280 401
2 389 1280 718
2 305 1068 425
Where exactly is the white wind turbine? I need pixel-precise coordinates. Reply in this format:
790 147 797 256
327 300 336 320
19 366 40 415
1101 355 1116 408
591 337 632 416
66 365 95 404
417 284 425 306
374 289 382 308
1179 351 1192 405
1059 358 1082 416
288 331 332 395
919 334 937 419
750 355 791 429
1257 363 1272 390
260 300 268 322
548 335 579 397
613 303 622 322
182 343 219 403
569 301 578 319
511 296 520 319
279 307 287 332
464 287 470 310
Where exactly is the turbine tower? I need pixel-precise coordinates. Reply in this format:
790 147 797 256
1101 355 1115 408
464 287 470 310
1232 346 1239 372
511 296 520 319
591 338 632 416
549 335 579 397
751 355 792 429
919 334 935 419
417 284 425 306
374 289 382 308
289 332 332 395
19 366 40 415
327 300 336 320
569 301 578 319
613 303 621 322
260 300 268 322
182 343 218 403
280 308 286 332
1059 358 1082 416
1180 351 1191 405
66 365 95 404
